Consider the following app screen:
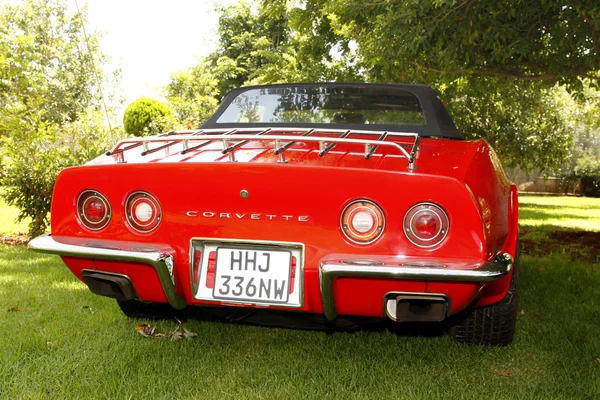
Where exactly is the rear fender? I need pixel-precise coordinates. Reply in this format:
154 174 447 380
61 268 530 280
474 184 519 307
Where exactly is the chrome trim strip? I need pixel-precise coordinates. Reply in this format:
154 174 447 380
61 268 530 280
28 234 186 309
319 252 513 320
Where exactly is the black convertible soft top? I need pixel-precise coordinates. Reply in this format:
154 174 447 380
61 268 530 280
201 83 462 139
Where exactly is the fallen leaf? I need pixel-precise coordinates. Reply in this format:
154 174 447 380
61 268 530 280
493 369 510 377
135 324 157 338
183 328 198 339
8 307 20 312
135 319 197 341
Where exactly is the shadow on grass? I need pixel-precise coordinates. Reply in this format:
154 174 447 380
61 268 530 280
519 225 600 263
179 306 448 338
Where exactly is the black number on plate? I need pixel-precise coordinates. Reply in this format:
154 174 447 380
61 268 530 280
229 251 270 272
217 276 287 300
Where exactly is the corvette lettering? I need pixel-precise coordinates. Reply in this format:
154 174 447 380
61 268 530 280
186 211 308 222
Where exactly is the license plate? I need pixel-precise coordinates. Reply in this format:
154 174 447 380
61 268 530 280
213 247 292 304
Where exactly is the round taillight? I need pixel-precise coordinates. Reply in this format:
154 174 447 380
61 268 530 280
77 190 111 230
341 200 385 244
125 191 162 233
404 203 449 248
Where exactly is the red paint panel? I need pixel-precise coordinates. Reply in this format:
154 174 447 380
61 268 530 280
333 278 426 317
61 256 96 281
426 282 480 314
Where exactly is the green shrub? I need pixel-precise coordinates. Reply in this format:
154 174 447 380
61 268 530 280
1 112 122 236
123 97 173 136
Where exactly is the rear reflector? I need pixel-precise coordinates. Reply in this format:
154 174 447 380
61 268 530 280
77 190 111 230
404 203 449 248
341 200 385 244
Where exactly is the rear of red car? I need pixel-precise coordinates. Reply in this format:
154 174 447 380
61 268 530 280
29 83 519 345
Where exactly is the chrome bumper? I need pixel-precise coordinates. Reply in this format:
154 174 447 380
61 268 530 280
28 234 186 309
319 253 513 320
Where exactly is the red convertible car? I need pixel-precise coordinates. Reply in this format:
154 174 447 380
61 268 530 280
29 83 519 345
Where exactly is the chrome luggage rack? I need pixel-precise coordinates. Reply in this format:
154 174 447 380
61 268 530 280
106 127 421 170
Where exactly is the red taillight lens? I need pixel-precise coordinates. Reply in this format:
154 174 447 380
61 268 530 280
125 191 162 233
414 213 438 238
404 203 449 248
341 200 385 244
77 190 111 230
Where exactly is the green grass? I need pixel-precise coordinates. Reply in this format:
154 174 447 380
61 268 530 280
0 188 30 235
1 246 599 399
520 195 600 231
1 195 599 398
519 196 600 262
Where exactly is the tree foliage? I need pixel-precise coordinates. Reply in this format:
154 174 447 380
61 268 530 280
0 0 108 128
256 0 600 172
123 97 172 136
280 0 600 87
164 1 363 128
164 60 219 128
557 87 600 196
0 0 119 235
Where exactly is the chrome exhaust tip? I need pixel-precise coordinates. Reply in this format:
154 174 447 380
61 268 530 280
385 293 449 322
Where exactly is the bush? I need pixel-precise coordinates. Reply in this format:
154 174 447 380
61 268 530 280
1 111 123 236
123 97 173 136
558 124 600 197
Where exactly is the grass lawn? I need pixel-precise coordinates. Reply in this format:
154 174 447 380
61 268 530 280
1 195 599 399
0 188 30 236
520 196 600 263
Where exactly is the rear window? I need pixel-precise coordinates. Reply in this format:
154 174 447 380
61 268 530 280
216 86 426 126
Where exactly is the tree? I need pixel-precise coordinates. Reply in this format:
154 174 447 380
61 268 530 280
123 97 172 136
558 86 600 196
164 1 363 128
283 0 600 87
0 0 119 235
257 0 600 172
0 0 109 129
164 60 219 128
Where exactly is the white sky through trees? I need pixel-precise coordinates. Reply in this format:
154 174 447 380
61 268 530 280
2 0 236 109
84 0 236 107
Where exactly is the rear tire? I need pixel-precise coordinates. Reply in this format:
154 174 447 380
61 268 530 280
448 242 520 346
117 300 184 320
